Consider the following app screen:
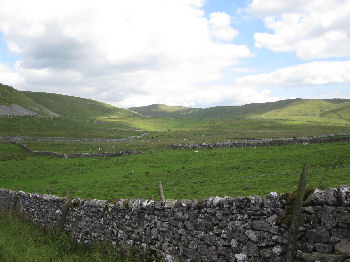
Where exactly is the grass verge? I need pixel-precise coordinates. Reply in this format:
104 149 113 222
0 209 149 262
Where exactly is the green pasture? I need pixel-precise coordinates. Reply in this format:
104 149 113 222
1 114 349 143
1 113 350 201
103 117 350 143
0 116 140 138
1 141 349 200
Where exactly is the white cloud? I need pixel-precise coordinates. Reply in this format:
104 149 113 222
249 0 350 59
0 62 23 86
305 91 350 100
235 60 350 87
209 12 238 41
0 0 253 107
249 0 305 16
115 85 278 108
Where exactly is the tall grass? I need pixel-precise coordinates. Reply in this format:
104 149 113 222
0 210 149 262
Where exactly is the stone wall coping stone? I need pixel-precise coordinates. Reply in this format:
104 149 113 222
2 186 349 211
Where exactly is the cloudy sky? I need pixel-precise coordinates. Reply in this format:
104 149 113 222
0 0 350 108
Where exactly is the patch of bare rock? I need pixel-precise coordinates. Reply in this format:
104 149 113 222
0 104 37 116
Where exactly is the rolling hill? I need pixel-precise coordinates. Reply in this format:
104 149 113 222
1 83 349 123
0 84 143 138
0 83 140 119
129 104 200 118
23 91 139 119
253 99 350 121
130 99 350 122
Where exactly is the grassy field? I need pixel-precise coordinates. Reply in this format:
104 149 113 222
2 115 349 145
0 210 147 262
1 113 350 201
1 87 350 200
103 117 350 143
1 140 349 200
0 116 141 138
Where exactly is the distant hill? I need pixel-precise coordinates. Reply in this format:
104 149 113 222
129 104 200 118
130 100 299 118
1 83 349 122
252 99 350 121
23 91 139 119
130 99 350 122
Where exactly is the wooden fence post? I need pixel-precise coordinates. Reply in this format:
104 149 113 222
57 189 72 233
12 186 21 210
286 164 309 262
157 181 165 202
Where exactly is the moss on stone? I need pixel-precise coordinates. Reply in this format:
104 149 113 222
279 186 315 226
123 199 130 209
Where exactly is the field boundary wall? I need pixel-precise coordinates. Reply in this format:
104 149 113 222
9 141 144 158
0 186 349 261
170 134 350 150
0 132 149 143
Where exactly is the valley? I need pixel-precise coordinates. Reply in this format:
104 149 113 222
1 83 349 201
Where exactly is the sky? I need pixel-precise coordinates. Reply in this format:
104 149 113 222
0 0 350 108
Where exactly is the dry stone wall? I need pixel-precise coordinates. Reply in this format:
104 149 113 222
170 135 350 150
0 132 149 143
9 141 144 158
1 186 349 262
0 133 150 158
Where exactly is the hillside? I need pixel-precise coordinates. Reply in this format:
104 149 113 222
252 99 350 122
130 99 350 122
0 83 58 117
2 83 349 123
0 84 144 138
0 83 142 119
23 91 139 119
130 100 300 119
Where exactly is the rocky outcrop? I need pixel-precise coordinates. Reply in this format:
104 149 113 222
1 186 349 261
0 103 59 117
170 134 350 150
0 104 37 116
